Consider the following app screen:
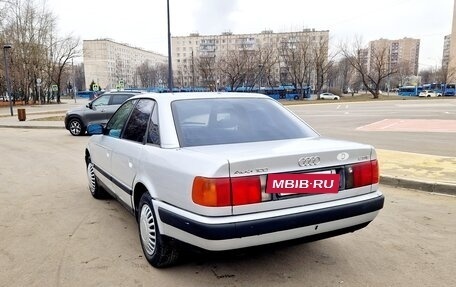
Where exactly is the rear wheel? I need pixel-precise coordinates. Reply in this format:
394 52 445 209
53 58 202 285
138 192 179 268
69 118 85 136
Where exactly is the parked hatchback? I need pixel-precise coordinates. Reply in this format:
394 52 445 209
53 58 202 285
319 92 340 100
418 90 442 97
65 91 142 136
85 92 384 268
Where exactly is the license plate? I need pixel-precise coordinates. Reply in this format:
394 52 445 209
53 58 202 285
266 172 340 194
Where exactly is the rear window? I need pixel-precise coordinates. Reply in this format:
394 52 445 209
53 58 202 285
111 94 134 105
172 98 318 147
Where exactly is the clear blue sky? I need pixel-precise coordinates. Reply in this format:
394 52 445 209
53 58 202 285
49 0 454 70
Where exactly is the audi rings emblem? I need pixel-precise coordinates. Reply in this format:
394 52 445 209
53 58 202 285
298 156 321 167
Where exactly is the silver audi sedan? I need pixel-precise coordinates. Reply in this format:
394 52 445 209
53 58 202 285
85 92 384 268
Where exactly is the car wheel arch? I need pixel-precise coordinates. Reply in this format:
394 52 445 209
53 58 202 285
133 182 151 219
85 149 91 166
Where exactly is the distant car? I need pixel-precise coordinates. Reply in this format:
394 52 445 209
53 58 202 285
85 92 384 268
65 91 142 136
418 90 442 97
319 92 340 100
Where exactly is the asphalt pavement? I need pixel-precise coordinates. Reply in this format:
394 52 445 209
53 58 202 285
1 98 455 195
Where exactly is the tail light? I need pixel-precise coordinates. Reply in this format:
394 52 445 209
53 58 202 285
345 160 379 189
192 176 262 207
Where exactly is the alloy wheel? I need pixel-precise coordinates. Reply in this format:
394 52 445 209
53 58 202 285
69 120 82 135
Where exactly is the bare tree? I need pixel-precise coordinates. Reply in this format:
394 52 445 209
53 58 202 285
136 61 154 87
1 0 56 103
279 33 312 99
341 38 397 98
331 57 356 93
255 43 279 88
71 62 85 91
419 67 443 85
217 49 255 91
50 35 80 103
313 36 337 96
1 0 80 104
195 55 216 89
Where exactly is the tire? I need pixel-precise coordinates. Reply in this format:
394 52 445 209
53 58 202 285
69 118 85 136
138 192 179 268
87 156 109 199
293 95 299 100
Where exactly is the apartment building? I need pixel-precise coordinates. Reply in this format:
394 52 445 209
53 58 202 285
442 35 451 70
368 38 420 76
171 29 329 88
83 39 167 90
448 0 456 81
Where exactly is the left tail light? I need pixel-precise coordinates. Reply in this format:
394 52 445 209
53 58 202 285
192 176 262 207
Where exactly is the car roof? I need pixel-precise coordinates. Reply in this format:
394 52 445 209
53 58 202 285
104 90 144 95
129 92 271 104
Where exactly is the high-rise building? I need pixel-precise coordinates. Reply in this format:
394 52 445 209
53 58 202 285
448 0 456 81
442 34 451 70
171 29 329 88
83 39 167 90
368 38 420 76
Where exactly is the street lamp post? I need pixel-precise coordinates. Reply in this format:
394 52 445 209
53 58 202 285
3 44 13 116
167 0 173 92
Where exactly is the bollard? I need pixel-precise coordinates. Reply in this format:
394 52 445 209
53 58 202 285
17 108 26 121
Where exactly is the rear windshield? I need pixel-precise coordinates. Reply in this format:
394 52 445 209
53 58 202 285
172 98 318 147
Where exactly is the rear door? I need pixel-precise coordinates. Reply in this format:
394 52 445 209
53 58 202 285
84 94 112 124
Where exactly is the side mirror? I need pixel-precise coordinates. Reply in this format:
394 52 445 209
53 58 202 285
87 123 105 135
86 102 93 109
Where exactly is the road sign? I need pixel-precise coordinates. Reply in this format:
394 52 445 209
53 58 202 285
51 84 58 92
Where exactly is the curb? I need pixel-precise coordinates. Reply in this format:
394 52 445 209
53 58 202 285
0 124 64 129
381 175 456 196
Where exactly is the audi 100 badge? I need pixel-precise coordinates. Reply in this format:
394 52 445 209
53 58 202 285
298 156 321 167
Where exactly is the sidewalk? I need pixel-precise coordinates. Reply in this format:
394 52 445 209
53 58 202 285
0 98 89 129
377 150 456 195
1 100 455 196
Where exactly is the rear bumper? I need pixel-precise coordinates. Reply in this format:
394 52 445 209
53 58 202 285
157 192 384 250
